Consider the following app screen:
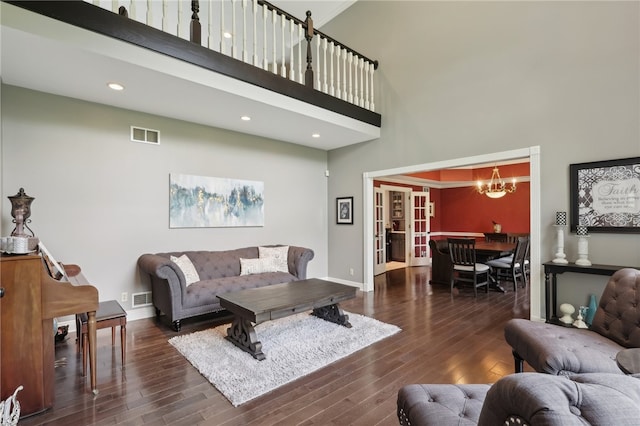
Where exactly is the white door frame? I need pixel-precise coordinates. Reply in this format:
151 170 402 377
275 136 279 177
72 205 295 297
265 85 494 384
363 146 541 321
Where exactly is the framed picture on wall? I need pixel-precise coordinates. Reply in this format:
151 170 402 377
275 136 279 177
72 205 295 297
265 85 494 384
336 196 354 225
570 156 640 233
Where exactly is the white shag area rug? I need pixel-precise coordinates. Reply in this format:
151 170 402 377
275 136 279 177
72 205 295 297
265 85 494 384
168 311 401 406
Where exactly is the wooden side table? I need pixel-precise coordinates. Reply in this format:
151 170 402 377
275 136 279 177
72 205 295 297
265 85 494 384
616 348 640 374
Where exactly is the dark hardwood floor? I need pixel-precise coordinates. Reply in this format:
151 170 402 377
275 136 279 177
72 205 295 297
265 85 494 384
20 266 530 426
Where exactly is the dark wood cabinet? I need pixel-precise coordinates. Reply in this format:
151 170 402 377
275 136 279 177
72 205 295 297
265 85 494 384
390 233 406 262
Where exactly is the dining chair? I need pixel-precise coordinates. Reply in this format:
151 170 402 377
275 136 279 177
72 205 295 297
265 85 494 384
507 232 529 244
447 238 491 296
484 233 508 242
485 236 530 291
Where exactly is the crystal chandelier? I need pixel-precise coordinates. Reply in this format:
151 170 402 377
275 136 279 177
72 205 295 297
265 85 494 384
476 166 516 199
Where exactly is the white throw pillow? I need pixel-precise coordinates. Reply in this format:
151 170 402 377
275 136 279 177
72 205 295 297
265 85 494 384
170 254 200 286
240 257 278 275
258 245 289 273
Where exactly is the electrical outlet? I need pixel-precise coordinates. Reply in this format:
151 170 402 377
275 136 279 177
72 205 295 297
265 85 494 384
121 292 128 303
349 268 354 276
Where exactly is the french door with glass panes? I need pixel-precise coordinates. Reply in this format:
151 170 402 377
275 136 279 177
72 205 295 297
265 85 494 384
410 191 430 266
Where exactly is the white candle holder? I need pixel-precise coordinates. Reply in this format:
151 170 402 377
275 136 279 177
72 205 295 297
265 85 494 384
575 225 591 266
552 224 568 264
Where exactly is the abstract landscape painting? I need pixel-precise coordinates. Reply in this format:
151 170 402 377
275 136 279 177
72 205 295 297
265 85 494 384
170 174 264 228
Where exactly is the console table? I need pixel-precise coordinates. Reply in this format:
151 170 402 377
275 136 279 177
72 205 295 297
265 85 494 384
543 261 636 322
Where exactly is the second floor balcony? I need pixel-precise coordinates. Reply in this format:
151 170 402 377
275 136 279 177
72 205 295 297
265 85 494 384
1 0 381 150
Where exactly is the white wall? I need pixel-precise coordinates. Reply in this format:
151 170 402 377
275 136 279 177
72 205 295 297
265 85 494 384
1 85 329 320
322 1 640 316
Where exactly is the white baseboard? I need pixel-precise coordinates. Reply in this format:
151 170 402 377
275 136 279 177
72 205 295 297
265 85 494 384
323 276 364 291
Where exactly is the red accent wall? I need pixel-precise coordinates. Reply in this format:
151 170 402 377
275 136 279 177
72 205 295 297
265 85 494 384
375 175 530 237
436 183 530 234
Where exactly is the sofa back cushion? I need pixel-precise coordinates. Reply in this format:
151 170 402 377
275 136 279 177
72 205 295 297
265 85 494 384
591 268 640 348
184 247 259 280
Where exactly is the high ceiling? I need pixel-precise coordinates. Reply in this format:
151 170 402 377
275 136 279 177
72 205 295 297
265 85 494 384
0 1 379 151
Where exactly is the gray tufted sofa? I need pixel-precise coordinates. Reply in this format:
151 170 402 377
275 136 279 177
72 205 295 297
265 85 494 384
505 267 640 375
137 245 314 331
397 372 640 425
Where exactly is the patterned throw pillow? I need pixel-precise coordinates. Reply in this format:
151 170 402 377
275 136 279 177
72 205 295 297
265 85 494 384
170 254 200 286
258 245 289 273
240 257 278 275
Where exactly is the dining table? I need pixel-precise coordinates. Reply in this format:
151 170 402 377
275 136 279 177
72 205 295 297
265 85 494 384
474 241 516 261
429 240 516 292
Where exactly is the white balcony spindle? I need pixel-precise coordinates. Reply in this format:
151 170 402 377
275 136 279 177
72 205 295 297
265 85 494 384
231 0 237 59
262 6 268 70
220 0 225 54
242 0 248 62
129 0 136 21
111 0 118 13
289 19 295 81
315 37 320 90
359 57 365 107
322 38 328 93
364 62 370 110
335 46 341 99
342 48 347 100
208 0 215 50
146 0 152 26
353 55 359 106
370 63 375 111
271 9 277 74
298 23 304 84
280 15 286 77
348 51 353 103
329 42 335 96
252 0 258 66
163 0 169 33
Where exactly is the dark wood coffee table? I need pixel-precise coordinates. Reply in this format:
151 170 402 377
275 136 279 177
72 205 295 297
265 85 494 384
217 278 357 360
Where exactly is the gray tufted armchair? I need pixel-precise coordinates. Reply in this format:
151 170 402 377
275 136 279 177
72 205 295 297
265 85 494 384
504 267 640 375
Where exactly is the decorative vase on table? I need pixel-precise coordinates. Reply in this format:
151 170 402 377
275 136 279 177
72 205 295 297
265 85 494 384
586 294 597 326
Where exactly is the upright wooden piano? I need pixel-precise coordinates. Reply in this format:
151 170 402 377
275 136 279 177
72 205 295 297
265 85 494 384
0 254 98 417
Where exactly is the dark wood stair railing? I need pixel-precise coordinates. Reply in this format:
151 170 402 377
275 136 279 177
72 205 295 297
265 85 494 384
7 0 381 127
114 0 380 112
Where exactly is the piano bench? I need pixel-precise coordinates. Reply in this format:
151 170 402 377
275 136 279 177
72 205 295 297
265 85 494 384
76 300 127 377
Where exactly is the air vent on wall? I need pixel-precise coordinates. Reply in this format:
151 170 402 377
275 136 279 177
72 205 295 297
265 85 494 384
132 291 152 308
131 126 160 145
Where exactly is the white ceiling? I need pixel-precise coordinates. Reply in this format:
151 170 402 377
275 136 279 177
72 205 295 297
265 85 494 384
0 1 379 151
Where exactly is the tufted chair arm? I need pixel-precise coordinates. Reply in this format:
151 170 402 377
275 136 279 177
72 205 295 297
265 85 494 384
478 373 640 425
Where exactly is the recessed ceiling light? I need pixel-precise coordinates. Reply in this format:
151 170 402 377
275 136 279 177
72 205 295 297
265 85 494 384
241 116 251 121
107 82 124 91
223 32 232 39
312 133 320 138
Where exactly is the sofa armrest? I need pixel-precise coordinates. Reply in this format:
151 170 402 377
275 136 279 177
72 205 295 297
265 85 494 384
478 373 640 426
137 253 187 303
288 246 315 279
138 253 184 282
